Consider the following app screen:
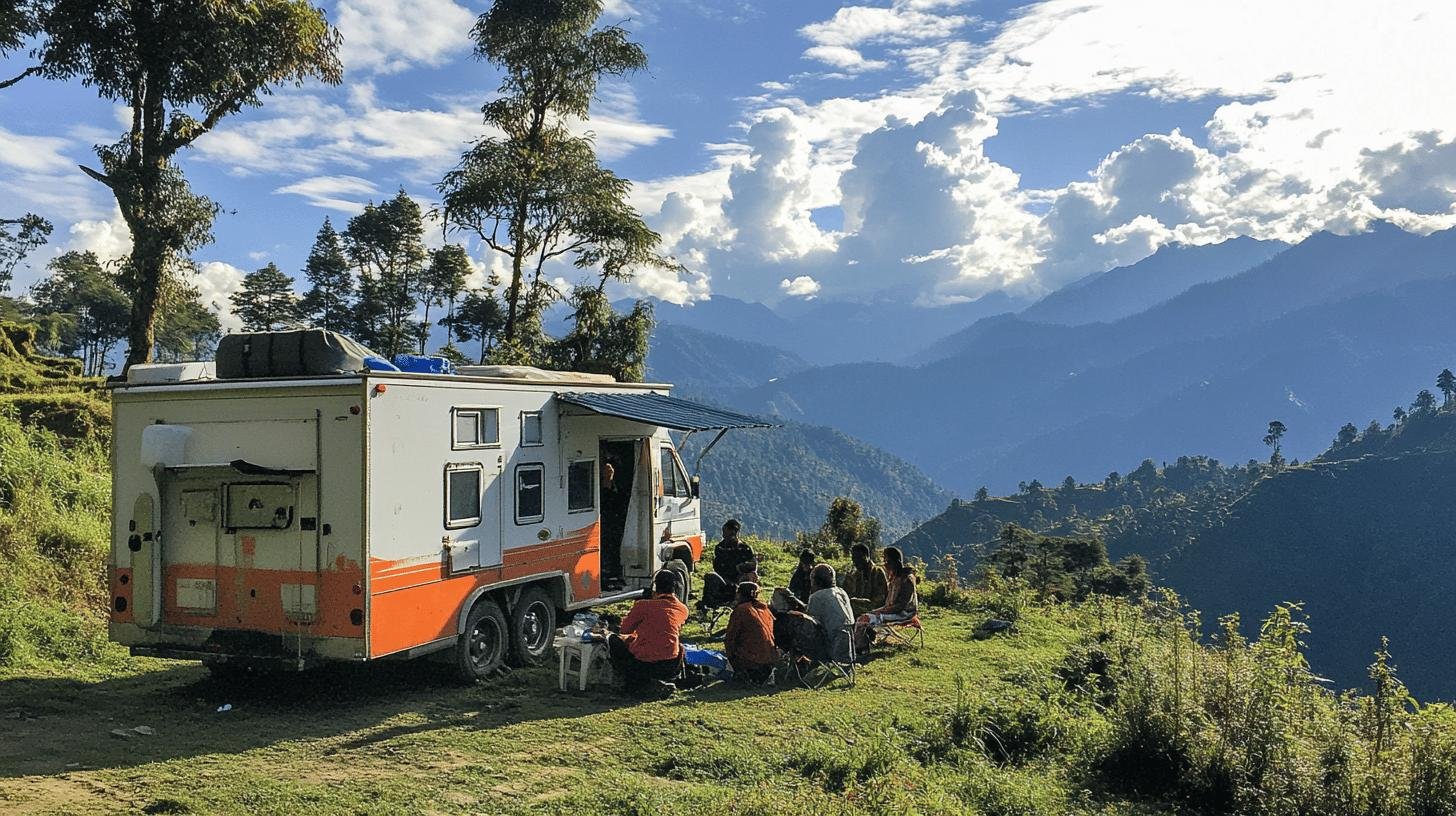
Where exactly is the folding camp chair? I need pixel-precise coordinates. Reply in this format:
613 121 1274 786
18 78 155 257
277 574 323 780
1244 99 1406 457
872 614 925 650
789 624 856 689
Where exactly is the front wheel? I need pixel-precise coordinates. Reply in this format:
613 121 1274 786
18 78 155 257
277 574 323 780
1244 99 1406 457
508 586 557 667
456 597 508 682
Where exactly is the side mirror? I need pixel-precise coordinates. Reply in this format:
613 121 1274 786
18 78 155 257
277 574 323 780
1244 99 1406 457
690 475 701 498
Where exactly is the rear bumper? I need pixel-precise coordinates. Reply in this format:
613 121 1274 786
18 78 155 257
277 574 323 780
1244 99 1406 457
130 645 325 671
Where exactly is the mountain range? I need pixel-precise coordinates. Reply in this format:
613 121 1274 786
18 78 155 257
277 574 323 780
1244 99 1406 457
732 223 1456 495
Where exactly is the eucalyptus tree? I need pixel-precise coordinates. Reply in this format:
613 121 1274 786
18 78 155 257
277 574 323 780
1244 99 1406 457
438 0 669 364
420 244 472 353
23 0 340 369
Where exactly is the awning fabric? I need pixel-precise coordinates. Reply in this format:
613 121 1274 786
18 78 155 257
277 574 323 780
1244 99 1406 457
556 392 777 432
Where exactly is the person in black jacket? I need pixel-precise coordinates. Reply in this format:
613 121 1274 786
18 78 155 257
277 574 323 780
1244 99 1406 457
788 549 817 603
698 520 756 611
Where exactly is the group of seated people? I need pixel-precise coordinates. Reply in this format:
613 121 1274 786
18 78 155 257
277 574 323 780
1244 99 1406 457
606 518 920 693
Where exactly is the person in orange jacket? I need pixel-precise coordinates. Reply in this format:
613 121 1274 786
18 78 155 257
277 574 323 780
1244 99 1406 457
608 571 689 694
723 582 778 684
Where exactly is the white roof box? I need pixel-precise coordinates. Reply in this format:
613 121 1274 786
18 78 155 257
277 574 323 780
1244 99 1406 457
455 365 616 384
126 361 217 383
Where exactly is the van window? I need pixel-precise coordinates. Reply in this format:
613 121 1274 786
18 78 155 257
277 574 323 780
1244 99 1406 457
445 464 482 528
452 408 499 449
568 459 595 512
515 464 544 524
521 411 543 446
660 447 690 498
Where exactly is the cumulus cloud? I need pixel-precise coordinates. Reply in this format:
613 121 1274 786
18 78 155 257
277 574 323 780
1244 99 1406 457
800 3 970 48
779 275 822 298
192 262 249 333
64 208 133 263
336 0 475 75
722 116 836 262
803 45 888 73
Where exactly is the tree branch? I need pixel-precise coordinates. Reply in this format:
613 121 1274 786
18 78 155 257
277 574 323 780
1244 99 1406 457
0 65 40 90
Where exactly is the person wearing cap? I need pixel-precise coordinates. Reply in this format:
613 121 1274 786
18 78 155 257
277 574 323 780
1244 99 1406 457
788 549 818 604
806 564 854 663
723 581 777 683
699 519 756 611
609 571 689 694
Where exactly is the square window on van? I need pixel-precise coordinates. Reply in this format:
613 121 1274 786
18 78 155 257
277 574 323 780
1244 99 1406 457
452 408 499 449
568 460 595 512
521 411 543 446
445 464 483 528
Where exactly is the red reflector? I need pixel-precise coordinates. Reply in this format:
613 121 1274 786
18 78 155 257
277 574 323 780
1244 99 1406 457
374 384 387 395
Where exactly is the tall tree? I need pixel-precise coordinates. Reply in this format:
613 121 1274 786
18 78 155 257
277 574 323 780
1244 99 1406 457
0 213 52 291
1334 422 1359 447
544 284 652 381
344 190 426 356
438 0 669 363
420 244 471 353
1263 420 1287 468
230 263 300 332
29 0 340 369
298 217 354 332
1437 369 1455 406
27 250 128 374
1411 389 1438 414
448 287 505 364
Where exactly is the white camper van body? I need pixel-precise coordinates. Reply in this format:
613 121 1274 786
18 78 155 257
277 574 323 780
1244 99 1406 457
107 366 725 677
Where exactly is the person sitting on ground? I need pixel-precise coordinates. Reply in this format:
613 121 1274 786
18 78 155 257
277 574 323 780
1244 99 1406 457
723 582 778 684
853 546 918 656
699 519 756 611
843 543 889 617
788 549 817 604
806 564 854 663
660 543 694 605
609 571 689 695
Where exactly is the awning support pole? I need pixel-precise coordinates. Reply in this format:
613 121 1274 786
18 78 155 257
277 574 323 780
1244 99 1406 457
693 428 730 477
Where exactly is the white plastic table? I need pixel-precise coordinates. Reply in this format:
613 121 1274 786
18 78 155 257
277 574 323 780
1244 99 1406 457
557 637 609 691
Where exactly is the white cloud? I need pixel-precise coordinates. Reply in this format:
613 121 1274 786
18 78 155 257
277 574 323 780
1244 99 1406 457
779 275 822 298
65 208 133 263
722 115 835 262
0 127 73 173
335 0 475 75
273 175 383 213
803 45 888 73
800 3 969 48
192 262 249 334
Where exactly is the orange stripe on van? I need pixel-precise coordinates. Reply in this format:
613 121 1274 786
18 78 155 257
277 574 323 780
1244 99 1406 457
152 555 365 639
367 523 601 658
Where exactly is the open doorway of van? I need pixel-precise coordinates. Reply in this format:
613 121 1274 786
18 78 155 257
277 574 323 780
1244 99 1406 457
599 440 636 591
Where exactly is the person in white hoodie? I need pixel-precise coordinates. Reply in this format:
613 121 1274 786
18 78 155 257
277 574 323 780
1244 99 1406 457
806 564 854 663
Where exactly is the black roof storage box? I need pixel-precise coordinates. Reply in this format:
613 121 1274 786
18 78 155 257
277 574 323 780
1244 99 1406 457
215 329 379 379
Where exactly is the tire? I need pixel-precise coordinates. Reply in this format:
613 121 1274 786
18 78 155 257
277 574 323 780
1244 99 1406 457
456 597 508 682
507 586 557 667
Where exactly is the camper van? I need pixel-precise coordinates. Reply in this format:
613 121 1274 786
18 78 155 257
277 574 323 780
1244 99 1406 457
106 340 769 681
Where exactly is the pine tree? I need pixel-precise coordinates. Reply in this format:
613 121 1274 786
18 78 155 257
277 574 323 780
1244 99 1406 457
974 486 990 502
1412 389 1438 414
1335 422 1359 447
449 288 505 364
1437 369 1455 406
230 263 300 332
1263 420 1287 468
298 218 354 332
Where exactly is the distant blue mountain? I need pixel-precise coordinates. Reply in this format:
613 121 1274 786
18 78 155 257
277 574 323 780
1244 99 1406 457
737 223 1456 494
1018 236 1288 327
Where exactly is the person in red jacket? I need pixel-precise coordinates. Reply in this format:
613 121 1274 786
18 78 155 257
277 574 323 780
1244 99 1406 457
608 571 689 694
723 582 777 684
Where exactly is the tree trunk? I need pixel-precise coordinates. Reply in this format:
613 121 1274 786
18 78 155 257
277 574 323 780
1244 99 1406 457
122 227 165 372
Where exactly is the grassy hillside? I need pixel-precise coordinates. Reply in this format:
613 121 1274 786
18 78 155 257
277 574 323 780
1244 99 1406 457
3 543 1453 815
0 323 118 677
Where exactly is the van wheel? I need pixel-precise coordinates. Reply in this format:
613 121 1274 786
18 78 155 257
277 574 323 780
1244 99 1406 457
508 586 557 667
456 598 508 682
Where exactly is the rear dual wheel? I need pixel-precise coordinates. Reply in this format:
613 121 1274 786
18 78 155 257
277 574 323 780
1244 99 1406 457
456 598 508 683
508 587 557 667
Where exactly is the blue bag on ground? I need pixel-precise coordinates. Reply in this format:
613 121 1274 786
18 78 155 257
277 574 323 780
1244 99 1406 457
683 645 728 671
391 354 456 375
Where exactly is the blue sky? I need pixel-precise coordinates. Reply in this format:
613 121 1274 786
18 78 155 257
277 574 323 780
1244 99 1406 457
3 0 1455 328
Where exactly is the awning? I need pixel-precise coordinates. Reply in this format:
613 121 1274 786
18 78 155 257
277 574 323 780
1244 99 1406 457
556 392 777 432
